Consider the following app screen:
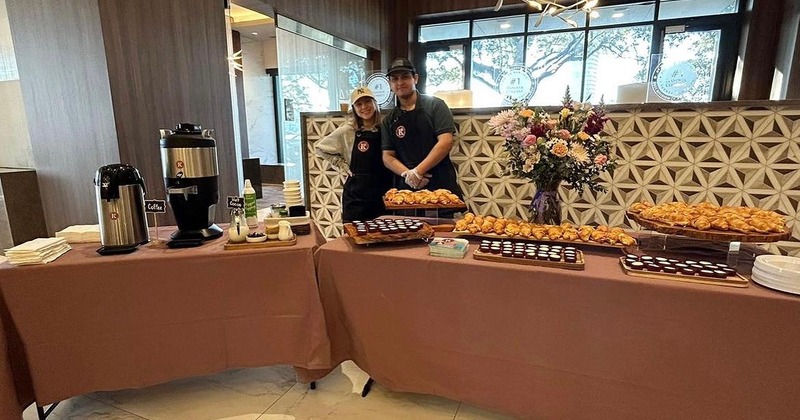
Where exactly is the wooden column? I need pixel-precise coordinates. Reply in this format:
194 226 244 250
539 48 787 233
736 0 785 99
98 0 238 224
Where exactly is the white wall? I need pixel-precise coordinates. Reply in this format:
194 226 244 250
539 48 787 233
0 0 34 169
242 37 278 164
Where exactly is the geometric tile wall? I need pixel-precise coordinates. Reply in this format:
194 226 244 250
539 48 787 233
303 104 800 256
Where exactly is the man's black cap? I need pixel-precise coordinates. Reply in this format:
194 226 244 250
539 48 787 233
387 58 416 76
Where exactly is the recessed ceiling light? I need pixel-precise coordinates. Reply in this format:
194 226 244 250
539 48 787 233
251 32 259 35
612 12 624 18
500 22 511 29
590 11 600 18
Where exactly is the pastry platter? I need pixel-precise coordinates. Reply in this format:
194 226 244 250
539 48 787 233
452 230 631 250
383 200 468 211
626 212 792 243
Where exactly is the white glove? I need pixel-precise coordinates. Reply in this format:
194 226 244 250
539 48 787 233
402 168 424 188
417 176 431 190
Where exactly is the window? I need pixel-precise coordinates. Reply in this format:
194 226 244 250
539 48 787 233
416 0 742 106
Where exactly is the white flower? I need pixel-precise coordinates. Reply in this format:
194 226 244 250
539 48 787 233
569 143 590 164
487 110 516 134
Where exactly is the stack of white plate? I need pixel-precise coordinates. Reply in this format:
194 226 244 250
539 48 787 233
283 180 303 208
751 255 800 295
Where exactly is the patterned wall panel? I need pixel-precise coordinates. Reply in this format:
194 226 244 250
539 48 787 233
303 104 800 256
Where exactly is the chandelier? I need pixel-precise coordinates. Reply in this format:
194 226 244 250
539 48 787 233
493 0 600 28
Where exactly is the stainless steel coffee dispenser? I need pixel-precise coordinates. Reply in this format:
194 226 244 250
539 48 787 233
160 123 223 247
94 164 149 255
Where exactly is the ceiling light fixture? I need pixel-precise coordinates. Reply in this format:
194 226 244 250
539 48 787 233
500 22 512 29
493 0 600 28
611 12 625 18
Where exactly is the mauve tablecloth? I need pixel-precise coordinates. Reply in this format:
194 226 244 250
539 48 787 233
0 226 329 416
301 237 800 419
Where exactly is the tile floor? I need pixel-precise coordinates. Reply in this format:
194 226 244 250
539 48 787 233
21 362 513 420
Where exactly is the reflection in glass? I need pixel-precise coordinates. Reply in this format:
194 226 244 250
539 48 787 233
473 16 525 37
423 48 465 95
470 37 524 107
583 26 653 103
589 2 655 27
276 28 366 185
657 30 721 102
526 32 585 105
528 12 586 31
419 21 470 43
658 0 738 20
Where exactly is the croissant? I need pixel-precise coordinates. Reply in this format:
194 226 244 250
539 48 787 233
562 229 578 241
462 212 475 223
467 223 480 234
473 216 484 226
748 218 771 233
493 219 507 233
480 220 494 234
728 218 752 233
547 226 562 240
619 234 637 246
519 224 532 237
505 223 520 236
484 216 497 224
710 218 729 230
691 216 711 231
590 230 606 242
454 219 469 231
531 228 546 240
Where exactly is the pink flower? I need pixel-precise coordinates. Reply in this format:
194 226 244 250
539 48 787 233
522 135 537 147
594 154 608 166
558 129 571 140
545 119 558 129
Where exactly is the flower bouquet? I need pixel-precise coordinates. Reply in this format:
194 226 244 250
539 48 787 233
486 87 616 224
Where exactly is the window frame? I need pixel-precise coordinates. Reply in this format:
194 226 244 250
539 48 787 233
414 0 745 104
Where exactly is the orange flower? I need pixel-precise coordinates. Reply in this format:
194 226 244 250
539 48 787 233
519 109 534 118
577 131 590 141
551 141 569 158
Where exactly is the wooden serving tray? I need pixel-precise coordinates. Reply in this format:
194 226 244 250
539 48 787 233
383 199 467 211
224 236 297 250
453 230 630 250
343 223 434 245
626 212 792 243
473 249 585 270
618 257 748 288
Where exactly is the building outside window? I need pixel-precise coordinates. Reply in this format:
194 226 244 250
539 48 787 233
416 0 741 106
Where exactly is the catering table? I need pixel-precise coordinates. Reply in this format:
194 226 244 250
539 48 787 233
306 237 800 419
0 227 329 418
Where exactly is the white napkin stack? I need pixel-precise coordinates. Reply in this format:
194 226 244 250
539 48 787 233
55 224 101 243
4 237 71 266
283 180 303 208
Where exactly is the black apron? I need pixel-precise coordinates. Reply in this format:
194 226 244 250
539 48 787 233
389 108 462 198
341 129 390 222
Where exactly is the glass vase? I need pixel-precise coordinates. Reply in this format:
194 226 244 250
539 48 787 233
529 182 562 225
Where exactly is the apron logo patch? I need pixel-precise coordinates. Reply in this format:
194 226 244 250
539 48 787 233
395 125 406 139
357 140 369 152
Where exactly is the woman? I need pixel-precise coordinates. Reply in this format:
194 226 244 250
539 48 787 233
315 87 392 223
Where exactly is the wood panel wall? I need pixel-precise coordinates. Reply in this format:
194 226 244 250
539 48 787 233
98 0 238 225
6 0 120 234
736 0 785 100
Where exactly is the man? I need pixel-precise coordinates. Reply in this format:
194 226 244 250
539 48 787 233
381 57 463 199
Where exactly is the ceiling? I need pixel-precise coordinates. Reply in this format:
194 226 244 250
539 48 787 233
229 3 275 42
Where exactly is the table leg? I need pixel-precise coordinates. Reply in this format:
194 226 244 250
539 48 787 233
36 402 59 420
361 377 374 397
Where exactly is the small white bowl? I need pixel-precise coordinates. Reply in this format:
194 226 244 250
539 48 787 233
246 233 267 243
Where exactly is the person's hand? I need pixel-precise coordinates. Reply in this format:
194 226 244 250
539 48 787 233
417 175 431 190
402 168 424 188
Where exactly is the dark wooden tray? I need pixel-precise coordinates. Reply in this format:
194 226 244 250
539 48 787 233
473 249 585 270
618 257 748 288
343 223 434 245
453 230 631 250
626 212 792 243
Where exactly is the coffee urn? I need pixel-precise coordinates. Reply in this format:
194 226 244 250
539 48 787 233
94 164 150 255
160 123 223 247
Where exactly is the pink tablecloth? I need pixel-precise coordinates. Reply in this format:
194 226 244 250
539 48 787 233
0 226 329 415
307 237 800 419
